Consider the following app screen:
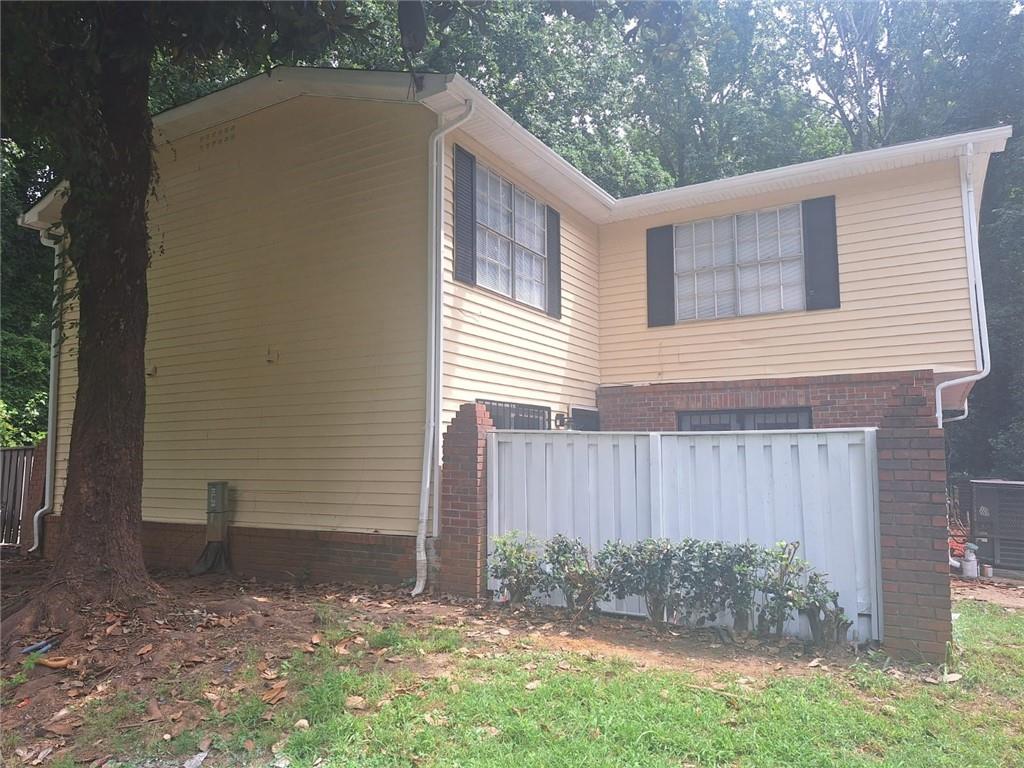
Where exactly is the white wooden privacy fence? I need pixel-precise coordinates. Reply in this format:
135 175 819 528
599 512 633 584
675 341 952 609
487 429 882 642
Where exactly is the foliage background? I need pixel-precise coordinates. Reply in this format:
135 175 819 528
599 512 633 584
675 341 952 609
2 0 1021 478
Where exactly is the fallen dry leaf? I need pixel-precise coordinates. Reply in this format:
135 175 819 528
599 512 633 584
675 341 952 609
807 658 823 668
37 656 75 669
333 643 350 656
525 680 541 691
941 672 963 684
244 739 255 752
345 695 367 710
310 634 322 645
294 718 310 731
260 668 280 680
136 643 154 657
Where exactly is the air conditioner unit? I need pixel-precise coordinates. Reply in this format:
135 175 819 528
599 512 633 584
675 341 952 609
972 480 1024 571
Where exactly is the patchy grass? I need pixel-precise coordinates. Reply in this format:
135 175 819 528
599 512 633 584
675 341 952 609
15 596 1024 768
953 599 1024 699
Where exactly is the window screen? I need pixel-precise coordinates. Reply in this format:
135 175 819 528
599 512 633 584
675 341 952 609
676 408 812 431
674 204 805 322
475 165 547 310
478 399 551 430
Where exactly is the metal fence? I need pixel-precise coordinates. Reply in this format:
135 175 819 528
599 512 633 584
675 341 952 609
1 446 35 545
487 429 882 642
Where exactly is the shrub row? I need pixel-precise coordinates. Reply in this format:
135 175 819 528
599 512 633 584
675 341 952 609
489 533 853 648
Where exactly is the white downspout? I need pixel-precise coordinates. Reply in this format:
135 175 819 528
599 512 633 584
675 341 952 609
936 143 990 427
413 99 474 596
27 231 64 553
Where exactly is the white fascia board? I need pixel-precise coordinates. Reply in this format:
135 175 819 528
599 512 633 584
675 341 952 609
154 66 450 143
18 182 68 233
421 76 616 221
607 126 1013 223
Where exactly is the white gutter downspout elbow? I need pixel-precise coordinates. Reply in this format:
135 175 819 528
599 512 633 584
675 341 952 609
26 230 64 553
936 143 990 427
413 98 474 596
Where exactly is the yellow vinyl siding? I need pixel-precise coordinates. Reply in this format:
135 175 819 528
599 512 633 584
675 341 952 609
598 160 976 385
441 131 601 425
53 96 434 535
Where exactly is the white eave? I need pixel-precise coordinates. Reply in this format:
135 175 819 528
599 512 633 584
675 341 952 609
20 66 1012 230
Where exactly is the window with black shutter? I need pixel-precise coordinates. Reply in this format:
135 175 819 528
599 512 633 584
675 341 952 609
453 145 562 318
647 196 840 327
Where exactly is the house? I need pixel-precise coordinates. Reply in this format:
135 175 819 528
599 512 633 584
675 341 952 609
20 69 1009 631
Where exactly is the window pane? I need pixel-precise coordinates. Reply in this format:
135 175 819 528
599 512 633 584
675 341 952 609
477 226 512 296
514 246 545 310
757 209 780 261
736 213 758 263
759 261 782 313
694 220 714 269
779 204 802 259
738 263 760 315
713 216 735 266
715 268 736 316
674 224 694 271
514 188 546 255
781 258 805 310
696 271 716 319
676 274 696 321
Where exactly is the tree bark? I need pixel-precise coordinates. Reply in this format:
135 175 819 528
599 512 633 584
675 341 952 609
43 9 157 616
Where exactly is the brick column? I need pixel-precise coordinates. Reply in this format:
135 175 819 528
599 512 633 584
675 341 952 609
438 403 493 597
876 371 952 661
19 438 47 553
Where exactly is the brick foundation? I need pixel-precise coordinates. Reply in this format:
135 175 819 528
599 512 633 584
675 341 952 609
438 403 493 597
36 516 415 585
598 369 952 661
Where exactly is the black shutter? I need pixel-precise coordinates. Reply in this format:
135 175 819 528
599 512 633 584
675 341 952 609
546 206 561 319
646 224 675 327
453 145 476 285
802 196 840 310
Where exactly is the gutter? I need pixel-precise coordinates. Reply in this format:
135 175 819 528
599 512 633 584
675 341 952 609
935 143 990 427
413 99 474 596
22 228 64 553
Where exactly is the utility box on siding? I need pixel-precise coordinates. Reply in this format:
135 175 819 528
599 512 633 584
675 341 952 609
972 480 1024 571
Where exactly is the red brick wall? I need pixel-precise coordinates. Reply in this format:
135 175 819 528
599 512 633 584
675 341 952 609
438 403 493 597
37 516 415 585
598 370 937 431
598 370 952 661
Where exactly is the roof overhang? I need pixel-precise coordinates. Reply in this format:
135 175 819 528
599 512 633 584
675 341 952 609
19 66 1013 230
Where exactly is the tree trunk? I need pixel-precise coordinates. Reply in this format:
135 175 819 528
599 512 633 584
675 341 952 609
57 9 156 606
4 10 159 646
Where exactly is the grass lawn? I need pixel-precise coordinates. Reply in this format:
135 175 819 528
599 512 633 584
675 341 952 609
29 596 1022 768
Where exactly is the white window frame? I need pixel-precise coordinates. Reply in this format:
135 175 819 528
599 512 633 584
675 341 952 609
673 204 806 322
474 165 547 311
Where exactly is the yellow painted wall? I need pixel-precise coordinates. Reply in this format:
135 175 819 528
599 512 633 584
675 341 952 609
598 160 977 385
54 96 435 535
440 131 602 426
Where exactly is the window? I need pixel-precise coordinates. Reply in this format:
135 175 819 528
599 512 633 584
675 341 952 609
673 204 805 321
478 399 552 430
677 408 812 431
475 165 547 310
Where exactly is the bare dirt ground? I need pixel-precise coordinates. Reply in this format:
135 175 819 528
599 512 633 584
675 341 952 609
951 574 1024 609
1 554 1002 767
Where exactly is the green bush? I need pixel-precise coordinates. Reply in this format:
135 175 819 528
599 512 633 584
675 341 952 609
490 533 844 647
544 534 608 618
489 532 549 606
597 538 680 626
